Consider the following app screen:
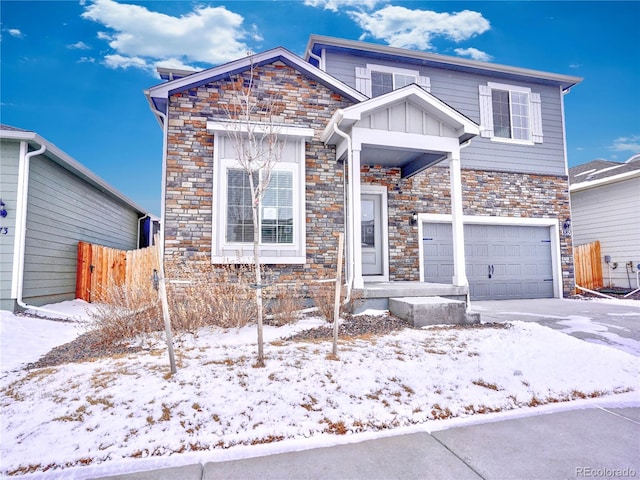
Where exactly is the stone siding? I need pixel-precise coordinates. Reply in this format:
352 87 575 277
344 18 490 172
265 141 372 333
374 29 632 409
361 165 574 296
164 61 353 283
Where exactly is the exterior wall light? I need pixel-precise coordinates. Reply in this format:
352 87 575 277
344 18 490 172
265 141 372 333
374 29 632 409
562 218 571 236
410 211 418 226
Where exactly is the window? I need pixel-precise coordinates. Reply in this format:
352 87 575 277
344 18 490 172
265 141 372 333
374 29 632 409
209 122 311 265
226 169 294 245
356 64 430 98
371 71 417 97
479 82 543 144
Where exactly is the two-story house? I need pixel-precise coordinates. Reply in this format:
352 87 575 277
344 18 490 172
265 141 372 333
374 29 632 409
145 34 581 310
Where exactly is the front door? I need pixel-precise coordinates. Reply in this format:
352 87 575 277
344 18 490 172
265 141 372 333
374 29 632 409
361 193 383 276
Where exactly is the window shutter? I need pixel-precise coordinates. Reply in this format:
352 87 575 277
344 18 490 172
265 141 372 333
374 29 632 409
478 84 493 138
417 75 431 92
530 92 543 143
355 66 371 97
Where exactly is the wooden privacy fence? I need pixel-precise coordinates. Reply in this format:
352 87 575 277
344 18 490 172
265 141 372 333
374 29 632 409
574 240 604 291
76 241 159 302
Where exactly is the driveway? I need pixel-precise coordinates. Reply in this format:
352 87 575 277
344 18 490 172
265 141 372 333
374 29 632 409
471 298 640 356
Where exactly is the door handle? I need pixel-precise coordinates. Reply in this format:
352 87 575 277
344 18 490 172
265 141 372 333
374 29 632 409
488 265 494 279
488 264 492 279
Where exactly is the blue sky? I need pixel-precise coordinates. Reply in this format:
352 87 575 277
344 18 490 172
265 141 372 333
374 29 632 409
2 1 638 215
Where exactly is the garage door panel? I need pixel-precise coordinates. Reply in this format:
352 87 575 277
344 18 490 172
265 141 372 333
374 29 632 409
423 222 554 300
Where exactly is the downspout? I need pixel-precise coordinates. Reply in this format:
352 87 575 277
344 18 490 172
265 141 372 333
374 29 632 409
307 50 324 71
13 142 74 318
137 213 150 248
331 117 354 301
149 105 168 261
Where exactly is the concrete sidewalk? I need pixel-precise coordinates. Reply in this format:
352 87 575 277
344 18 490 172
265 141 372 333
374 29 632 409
93 406 640 480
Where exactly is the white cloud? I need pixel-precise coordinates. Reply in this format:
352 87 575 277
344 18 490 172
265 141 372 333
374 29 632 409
103 53 149 70
609 135 640 153
304 0 382 12
78 56 96 64
454 47 492 62
351 6 490 50
8 28 24 38
569 63 583 69
68 41 91 50
81 0 253 71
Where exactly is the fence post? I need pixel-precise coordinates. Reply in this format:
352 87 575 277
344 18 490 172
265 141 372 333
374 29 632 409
155 241 177 374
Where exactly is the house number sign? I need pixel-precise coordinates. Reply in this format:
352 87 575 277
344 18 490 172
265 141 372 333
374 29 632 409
0 199 9 235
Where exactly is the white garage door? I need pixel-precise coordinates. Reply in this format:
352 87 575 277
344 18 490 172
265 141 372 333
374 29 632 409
423 223 554 300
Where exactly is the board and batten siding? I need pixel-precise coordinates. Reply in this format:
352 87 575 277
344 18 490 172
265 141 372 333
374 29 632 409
0 140 20 310
571 177 640 289
20 153 140 306
323 51 567 176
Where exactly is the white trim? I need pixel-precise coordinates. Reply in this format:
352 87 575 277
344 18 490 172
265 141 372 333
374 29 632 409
207 121 314 138
417 213 563 299
211 135 307 265
487 81 531 94
361 184 389 282
570 169 640 192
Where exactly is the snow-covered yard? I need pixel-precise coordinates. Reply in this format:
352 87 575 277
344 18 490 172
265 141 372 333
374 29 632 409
1 300 638 478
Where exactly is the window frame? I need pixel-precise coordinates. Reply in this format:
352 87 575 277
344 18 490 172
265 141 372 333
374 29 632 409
479 82 543 145
356 63 430 97
223 161 298 247
209 127 309 265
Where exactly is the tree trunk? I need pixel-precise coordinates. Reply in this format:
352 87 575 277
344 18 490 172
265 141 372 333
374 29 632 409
250 176 265 367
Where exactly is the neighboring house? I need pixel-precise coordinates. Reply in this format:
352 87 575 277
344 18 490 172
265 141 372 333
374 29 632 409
145 34 581 305
0 125 154 311
569 155 640 290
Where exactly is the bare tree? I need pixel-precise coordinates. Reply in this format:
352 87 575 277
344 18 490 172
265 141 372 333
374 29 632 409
223 62 284 367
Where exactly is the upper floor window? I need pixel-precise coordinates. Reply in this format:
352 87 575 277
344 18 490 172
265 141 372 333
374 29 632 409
356 64 430 98
479 82 543 144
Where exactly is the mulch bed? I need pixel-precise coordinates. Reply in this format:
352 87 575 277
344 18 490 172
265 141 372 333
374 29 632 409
26 331 142 370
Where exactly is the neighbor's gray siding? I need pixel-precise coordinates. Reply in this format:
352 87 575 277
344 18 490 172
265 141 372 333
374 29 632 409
0 140 20 310
324 51 567 176
571 177 640 289
21 153 140 306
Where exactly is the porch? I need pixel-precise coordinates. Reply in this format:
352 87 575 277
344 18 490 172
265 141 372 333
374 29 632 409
354 281 469 312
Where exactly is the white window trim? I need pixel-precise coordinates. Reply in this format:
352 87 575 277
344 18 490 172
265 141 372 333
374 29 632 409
479 82 543 145
361 184 389 282
417 213 562 299
355 63 430 97
212 134 307 265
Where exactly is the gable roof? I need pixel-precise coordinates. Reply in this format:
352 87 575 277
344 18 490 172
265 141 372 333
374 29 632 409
306 35 582 92
322 84 479 145
0 124 147 215
145 46 367 126
569 156 640 192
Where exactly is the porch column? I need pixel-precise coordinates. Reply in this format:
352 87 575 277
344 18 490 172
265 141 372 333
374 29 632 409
351 146 364 288
449 149 468 287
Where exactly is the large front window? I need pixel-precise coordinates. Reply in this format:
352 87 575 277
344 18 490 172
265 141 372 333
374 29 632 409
226 168 294 245
209 124 310 265
357 64 429 97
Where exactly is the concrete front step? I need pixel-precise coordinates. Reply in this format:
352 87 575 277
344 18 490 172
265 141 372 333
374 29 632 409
389 296 481 327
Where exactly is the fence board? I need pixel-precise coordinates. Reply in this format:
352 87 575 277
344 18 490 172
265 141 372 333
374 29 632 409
76 242 158 302
574 241 604 290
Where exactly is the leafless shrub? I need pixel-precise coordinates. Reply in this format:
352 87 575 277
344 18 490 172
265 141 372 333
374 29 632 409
86 281 161 347
308 282 362 322
264 283 304 326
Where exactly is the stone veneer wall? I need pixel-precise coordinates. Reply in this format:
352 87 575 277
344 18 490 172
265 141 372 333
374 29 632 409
361 165 574 297
163 61 353 283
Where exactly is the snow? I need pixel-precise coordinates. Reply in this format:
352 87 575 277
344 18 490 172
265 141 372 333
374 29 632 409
1 300 639 479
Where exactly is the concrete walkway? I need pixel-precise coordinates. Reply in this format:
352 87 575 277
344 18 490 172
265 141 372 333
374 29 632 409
93 406 640 480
